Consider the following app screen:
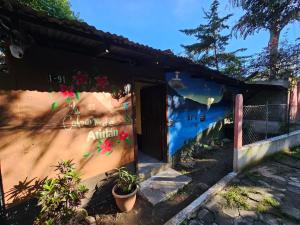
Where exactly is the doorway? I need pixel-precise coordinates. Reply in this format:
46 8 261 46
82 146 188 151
135 81 167 162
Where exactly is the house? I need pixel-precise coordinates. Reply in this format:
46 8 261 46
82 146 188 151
0 0 263 211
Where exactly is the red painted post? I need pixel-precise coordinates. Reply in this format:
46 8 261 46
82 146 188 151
297 82 300 121
290 84 298 123
234 94 243 150
233 94 243 172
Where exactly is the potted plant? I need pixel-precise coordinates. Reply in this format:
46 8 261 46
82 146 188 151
112 167 139 212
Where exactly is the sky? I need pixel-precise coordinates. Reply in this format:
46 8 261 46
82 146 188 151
70 0 299 57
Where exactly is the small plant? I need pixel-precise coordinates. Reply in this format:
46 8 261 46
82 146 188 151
289 146 300 159
34 160 89 225
115 167 139 195
257 196 280 213
223 185 251 210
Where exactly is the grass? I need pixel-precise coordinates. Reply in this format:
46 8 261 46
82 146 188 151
180 221 188 225
223 185 251 210
256 196 280 213
288 146 300 159
224 185 280 214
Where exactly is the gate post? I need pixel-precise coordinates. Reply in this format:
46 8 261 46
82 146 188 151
233 94 243 172
297 82 300 121
290 82 298 123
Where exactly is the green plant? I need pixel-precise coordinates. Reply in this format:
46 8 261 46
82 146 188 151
34 160 89 225
223 185 251 210
257 196 280 213
289 146 300 159
115 167 139 195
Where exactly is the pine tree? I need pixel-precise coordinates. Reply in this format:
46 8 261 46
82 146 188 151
180 0 246 78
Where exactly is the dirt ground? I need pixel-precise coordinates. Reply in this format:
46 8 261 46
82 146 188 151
3 142 233 225
88 142 233 225
183 148 300 225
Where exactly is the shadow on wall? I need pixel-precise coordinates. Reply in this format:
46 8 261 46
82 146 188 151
0 74 134 210
172 119 229 165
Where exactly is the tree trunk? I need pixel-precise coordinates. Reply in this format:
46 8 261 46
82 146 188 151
268 29 280 80
213 43 219 71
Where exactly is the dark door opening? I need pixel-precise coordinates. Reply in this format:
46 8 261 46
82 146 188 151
140 84 167 162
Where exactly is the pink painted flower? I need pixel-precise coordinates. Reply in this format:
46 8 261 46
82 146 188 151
119 131 129 141
95 76 108 89
60 84 74 97
101 139 112 154
73 72 88 86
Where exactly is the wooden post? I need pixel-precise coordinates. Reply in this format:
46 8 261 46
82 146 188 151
233 94 243 172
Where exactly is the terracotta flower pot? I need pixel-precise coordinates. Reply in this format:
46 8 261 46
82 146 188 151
112 185 137 212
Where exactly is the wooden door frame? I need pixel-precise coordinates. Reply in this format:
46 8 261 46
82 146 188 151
131 78 169 167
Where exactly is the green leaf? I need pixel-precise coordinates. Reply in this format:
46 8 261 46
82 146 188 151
97 147 102 153
75 91 80 100
105 151 112 156
125 137 130 143
83 152 90 158
116 140 120 144
66 97 72 103
51 102 58 110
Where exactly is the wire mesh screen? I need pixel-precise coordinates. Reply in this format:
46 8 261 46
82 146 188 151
243 104 289 145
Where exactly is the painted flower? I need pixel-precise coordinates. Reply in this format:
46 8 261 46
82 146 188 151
119 131 129 141
100 139 112 154
73 72 88 86
95 76 108 89
60 84 74 97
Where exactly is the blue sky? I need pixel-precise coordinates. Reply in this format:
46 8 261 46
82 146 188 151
70 0 299 57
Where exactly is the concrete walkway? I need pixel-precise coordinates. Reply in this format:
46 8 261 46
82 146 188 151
183 151 300 225
139 168 192 206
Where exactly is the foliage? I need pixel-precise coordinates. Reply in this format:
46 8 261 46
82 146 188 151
180 0 247 78
224 184 280 213
231 0 300 79
34 160 89 225
231 0 299 39
224 185 251 210
246 38 299 80
287 146 300 159
257 196 280 213
17 0 80 20
115 167 139 195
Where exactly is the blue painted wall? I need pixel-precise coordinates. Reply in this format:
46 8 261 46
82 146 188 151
166 72 231 156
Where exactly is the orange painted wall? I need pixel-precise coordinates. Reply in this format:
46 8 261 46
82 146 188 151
0 46 136 206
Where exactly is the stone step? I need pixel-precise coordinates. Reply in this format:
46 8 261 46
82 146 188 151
137 153 170 181
138 168 192 206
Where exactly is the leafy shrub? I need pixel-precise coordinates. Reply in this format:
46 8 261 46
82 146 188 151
34 160 89 225
115 167 139 195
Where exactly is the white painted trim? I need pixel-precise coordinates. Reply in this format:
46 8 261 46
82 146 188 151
235 130 300 171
